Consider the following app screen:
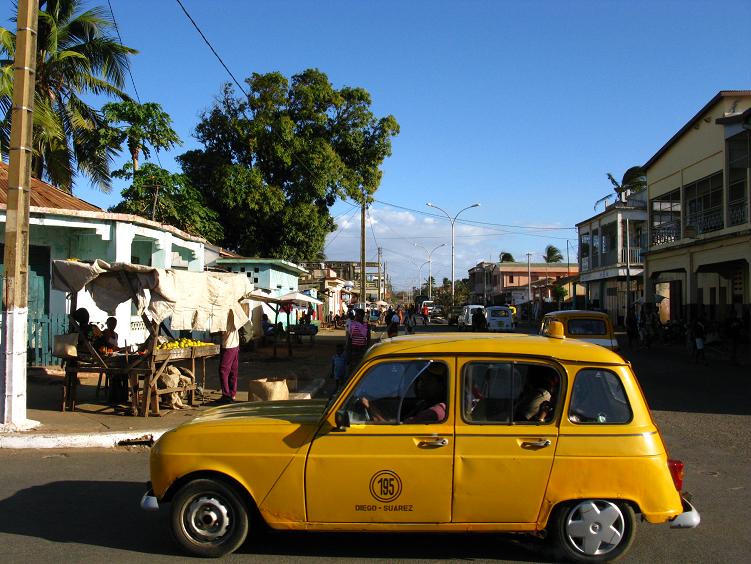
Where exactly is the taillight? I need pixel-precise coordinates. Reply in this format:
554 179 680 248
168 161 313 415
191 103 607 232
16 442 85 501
668 459 684 491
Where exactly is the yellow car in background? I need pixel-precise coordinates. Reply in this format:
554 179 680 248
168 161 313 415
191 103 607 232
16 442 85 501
540 310 619 351
142 327 698 561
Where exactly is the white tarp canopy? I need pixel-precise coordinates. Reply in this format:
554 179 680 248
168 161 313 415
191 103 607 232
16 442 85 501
52 259 254 332
278 291 323 307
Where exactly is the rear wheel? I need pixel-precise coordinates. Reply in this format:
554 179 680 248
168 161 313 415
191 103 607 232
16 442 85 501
550 499 636 562
171 478 250 558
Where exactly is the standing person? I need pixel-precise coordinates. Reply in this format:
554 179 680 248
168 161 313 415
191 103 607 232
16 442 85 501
218 319 240 403
347 309 371 371
405 305 416 334
693 317 707 365
331 343 348 390
387 308 401 338
421 303 430 325
625 307 638 348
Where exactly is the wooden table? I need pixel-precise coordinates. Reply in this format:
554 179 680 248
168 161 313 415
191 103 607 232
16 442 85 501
140 344 219 417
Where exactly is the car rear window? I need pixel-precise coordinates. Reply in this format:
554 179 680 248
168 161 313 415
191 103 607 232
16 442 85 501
567 318 607 336
489 309 509 318
569 368 632 424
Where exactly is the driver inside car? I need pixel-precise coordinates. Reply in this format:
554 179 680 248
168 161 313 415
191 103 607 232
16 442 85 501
358 363 447 424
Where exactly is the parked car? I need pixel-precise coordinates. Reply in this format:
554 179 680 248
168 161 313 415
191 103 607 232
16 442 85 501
142 327 699 560
540 310 619 351
432 305 445 318
458 305 485 330
447 306 463 326
485 305 514 332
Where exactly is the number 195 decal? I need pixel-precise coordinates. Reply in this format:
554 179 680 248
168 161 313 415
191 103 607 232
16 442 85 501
369 470 403 502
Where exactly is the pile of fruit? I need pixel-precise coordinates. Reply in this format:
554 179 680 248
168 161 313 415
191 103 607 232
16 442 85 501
156 337 213 350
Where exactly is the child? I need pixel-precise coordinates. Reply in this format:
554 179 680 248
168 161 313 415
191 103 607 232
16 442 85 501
331 344 347 390
102 317 119 349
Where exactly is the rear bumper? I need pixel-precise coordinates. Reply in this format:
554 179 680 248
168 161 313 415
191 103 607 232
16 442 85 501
670 497 700 529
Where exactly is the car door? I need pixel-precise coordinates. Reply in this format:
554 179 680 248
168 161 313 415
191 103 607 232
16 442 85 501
453 358 561 523
305 357 455 523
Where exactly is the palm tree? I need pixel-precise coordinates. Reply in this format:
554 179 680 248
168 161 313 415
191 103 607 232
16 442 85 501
607 166 647 196
499 251 515 263
543 244 563 263
0 0 137 192
102 100 181 172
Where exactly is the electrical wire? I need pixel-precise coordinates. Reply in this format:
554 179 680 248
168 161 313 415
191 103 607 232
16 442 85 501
323 206 359 250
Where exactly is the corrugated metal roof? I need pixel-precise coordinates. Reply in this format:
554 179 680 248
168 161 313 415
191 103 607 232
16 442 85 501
0 162 102 211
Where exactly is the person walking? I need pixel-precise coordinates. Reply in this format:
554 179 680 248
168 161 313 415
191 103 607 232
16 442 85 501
347 309 371 372
693 317 707 365
625 307 638 348
218 320 240 403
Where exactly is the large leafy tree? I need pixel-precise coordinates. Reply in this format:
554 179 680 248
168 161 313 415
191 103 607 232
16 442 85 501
102 100 181 172
0 0 137 191
178 70 399 260
543 244 563 263
110 163 223 243
499 251 515 262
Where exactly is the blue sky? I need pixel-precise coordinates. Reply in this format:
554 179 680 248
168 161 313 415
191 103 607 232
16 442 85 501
38 0 751 288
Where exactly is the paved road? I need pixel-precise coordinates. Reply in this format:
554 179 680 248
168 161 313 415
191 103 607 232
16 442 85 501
1 324 749 562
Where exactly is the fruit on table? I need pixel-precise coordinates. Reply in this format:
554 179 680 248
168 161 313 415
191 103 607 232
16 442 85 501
155 338 213 350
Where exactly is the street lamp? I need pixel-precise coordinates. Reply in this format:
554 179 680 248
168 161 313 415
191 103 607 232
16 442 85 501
426 201 480 305
413 242 446 300
416 260 430 298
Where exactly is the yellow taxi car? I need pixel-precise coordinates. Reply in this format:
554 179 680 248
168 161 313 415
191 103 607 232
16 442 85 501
540 310 619 351
141 325 698 561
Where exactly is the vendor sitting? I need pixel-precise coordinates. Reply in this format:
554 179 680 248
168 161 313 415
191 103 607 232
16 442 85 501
262 314 275 336
101 317 119 349
72 307 102 347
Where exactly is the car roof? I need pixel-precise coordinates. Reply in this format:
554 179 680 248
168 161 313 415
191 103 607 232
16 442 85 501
544 310 610 319
366 333 624 364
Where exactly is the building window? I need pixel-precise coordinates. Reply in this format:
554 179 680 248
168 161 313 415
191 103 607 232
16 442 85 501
254 277 259 283
580 232 590 271
509 274 514 283
728 131 749 226
684 171 723 234
246 273 251 277
254 267 260 273
240 267 245 272
650 188 681 246
592 228 600 267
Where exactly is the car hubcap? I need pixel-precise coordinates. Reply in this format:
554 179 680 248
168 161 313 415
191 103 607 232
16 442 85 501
185 495 231 542
565 500 625 556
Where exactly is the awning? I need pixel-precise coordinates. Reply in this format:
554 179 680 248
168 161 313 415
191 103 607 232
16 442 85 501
279 291 323 306
52 259 254 332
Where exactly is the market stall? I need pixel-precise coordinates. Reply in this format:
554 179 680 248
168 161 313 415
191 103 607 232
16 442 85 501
52 260 253 416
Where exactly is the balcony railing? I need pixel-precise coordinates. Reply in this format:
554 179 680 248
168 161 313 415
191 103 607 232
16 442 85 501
729 200 748 226
686 206 723 234
651 222 680 246
620 247 643 264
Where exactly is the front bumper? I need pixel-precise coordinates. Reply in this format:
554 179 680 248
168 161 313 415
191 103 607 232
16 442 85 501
140 482 159 512
670 496 700 529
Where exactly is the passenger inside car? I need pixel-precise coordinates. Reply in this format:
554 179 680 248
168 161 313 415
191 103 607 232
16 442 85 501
514 365 558 422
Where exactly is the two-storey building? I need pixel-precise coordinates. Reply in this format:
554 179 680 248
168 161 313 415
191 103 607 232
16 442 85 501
577 190 648 326
468 261 578 305
644 90 751 324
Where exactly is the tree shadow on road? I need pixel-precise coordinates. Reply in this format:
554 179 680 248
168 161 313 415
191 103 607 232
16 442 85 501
0 480 179 556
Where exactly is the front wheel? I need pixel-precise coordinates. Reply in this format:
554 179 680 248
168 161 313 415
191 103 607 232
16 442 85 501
550 499 636 562
171 478 250 558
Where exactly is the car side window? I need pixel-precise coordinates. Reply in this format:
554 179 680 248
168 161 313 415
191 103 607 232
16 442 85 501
343 360 449 425
569 368 632 424
462 362 560 424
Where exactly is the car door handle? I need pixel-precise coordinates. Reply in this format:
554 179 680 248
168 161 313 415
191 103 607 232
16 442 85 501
418 438 449 448
521 439 551 448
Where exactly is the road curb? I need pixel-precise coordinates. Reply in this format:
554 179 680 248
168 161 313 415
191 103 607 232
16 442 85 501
0 429 167 449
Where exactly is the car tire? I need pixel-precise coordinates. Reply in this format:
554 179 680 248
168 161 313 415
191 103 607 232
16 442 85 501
550 499 636 562
171 478 250 558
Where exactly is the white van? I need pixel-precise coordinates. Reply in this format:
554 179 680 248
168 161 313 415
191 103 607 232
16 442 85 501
458 305 485 330
485 305 514 332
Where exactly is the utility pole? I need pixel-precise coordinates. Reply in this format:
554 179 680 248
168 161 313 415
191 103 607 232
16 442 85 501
359 190 366 307
626 217 631 313
377 247 382 302
2 0 39 429
526 252 533 303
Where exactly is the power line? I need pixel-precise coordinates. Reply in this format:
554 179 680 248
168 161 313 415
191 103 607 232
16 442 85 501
107 0 141 103
174 0 248 96
374 199 577 231
324 206 359 250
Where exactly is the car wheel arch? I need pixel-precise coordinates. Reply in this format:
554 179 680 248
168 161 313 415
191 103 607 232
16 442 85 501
163 470 260 516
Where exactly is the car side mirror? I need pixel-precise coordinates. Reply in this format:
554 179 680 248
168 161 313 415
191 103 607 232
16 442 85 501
335 409 350 430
